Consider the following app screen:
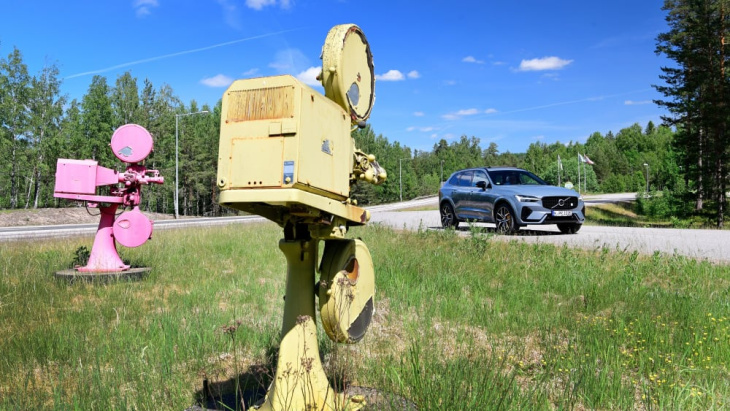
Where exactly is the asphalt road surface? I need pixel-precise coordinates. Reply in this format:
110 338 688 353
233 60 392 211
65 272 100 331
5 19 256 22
369 196 730 264
0 215 263 242
3 194 729 264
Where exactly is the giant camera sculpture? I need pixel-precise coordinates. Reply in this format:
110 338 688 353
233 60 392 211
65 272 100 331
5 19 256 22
217 24 385 410
53 124 164 277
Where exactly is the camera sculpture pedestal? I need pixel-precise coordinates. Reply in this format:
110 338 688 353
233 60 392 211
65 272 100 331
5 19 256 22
53 124 164 280
216 24 385 410
259 235 373 411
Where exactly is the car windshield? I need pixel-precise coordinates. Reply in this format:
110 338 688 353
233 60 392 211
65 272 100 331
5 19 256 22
487 169 547 186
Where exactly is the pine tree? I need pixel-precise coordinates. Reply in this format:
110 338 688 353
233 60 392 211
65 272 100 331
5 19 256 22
655 0 730 227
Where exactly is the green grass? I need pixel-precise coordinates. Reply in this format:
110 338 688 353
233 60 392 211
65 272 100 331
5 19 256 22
584 202 676 227
1 223 729 409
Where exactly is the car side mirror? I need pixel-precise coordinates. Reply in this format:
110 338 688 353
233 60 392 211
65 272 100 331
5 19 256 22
476 180 489 190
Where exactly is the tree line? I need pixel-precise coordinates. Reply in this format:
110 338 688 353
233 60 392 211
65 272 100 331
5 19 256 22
350 121 677 206
0 47 220 216
0 47 689 218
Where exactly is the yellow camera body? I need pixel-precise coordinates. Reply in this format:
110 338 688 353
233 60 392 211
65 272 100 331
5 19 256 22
217 75 368 225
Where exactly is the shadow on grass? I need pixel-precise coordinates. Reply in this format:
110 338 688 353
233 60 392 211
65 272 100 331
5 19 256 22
191 359 273 411
188 344 415 411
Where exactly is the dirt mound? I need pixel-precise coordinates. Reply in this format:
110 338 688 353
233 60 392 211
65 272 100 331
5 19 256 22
0 207 175 227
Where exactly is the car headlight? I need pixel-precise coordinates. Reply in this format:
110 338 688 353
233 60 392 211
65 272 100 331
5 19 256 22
515 195 540 203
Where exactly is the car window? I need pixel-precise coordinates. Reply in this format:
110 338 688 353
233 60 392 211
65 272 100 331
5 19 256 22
487 169 547 185
457 171 473 186
487 170 510 185
473 170 489 187
518 171 547 185
447 174 460 185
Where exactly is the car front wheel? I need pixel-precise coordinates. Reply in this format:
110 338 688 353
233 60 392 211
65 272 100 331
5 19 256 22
440 202 458 229
494 204 516 234
557 223 582 234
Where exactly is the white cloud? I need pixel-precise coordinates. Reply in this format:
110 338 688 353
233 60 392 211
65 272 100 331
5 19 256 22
442 108 480 120
518 56 573 71
376 70 405 81
296 67 321 86
407 126 435 132
245 0 291 10
625 100 651 105
444 80 457 86
485 108 497 114
407 70 420 79
462 56 484 64
241 68 259 76
133 0 158 17
201 74 234 87
413 111 424 117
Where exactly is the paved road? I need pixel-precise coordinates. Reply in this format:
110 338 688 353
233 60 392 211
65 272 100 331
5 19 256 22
4 194 729 264
0 215 264 242
369 196 730 264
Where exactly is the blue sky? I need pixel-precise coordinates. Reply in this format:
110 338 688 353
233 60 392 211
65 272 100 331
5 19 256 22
1 0 670 153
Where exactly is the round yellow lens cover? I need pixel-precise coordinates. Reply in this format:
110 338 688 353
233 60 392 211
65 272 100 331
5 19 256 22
321 24 375 123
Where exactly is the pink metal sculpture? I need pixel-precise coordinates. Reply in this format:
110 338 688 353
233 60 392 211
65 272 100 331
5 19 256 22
54 124 164 272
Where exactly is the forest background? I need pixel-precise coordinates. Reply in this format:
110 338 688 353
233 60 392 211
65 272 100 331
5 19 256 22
0 49 686 218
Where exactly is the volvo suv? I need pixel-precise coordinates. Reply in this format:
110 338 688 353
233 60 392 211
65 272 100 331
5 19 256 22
438 167 585 234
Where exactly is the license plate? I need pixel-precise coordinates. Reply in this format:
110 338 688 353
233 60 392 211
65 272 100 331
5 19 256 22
552 210 572 217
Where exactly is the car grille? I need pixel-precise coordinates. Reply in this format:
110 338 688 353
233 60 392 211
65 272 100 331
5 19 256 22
542 196 579 210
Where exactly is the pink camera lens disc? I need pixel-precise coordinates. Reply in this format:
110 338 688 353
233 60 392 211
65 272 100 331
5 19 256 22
111 124 153 163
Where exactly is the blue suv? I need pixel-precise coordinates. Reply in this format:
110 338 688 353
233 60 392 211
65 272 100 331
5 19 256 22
439 167 585 234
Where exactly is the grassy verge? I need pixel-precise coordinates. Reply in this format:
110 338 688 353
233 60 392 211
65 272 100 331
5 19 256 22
583 201 667 227
1 223 729 409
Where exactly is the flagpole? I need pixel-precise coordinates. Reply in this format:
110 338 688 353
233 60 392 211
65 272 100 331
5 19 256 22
557 155 562 186
577 153 581 194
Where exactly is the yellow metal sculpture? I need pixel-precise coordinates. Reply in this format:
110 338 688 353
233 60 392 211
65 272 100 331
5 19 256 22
216 24 385 410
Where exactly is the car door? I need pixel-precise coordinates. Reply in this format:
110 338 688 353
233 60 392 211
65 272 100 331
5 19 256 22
470 170 499 222
451 171 473 219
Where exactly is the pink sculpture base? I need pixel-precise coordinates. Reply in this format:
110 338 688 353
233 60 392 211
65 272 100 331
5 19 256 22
77 205 130 272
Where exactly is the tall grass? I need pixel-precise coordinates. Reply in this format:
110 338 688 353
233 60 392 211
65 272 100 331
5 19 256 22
1 222 729 409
